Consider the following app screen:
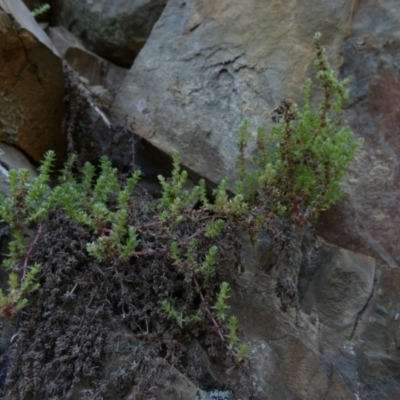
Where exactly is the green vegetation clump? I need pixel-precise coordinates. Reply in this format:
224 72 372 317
0 151 249 360
236 32 363 225
0 151 56 316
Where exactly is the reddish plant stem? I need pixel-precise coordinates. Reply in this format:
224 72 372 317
192 278 238 358
184 226 207 242
175 214 221 243
134 248 167 257
134 220 165 232
133 215 220 258
133 223 207 257
192 277 226 343
22 223 43 280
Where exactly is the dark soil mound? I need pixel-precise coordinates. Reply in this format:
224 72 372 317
3 198 251 399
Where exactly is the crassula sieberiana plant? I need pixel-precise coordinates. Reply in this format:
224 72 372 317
236 32 363 226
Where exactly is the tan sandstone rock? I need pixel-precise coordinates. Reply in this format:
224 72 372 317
0 0 66 166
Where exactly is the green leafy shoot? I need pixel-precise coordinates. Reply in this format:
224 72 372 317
204 219 225 239
236 343 250 361
212 282 231 322
225 315 239 347
197 245 218 276
32 3 50 18
161 300 200 328
169 241 181 266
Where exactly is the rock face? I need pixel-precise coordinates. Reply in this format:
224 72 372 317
0 0 66 165
299 240 375 338
48 26 128 91
52 0 168 67
113 0 354 186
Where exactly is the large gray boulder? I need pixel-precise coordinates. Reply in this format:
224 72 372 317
113 0 354 186
299 241 375 338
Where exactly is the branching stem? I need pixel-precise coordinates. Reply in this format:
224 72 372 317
22 223 43 280
193 277 225 343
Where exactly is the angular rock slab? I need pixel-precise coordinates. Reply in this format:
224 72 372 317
48 26 128 91
113 0 355 186
300 240 376 338
52 0 167 67
238 226 376 339
0 0 66 165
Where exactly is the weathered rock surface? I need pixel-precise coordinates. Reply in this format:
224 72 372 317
47 25 84 59
236 229 400 399
113 0 354 186
52 0 168 67
299 240 375 338
0 0 66 165
48 26 128 91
